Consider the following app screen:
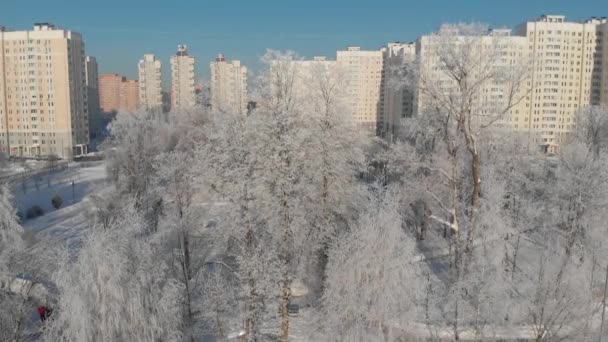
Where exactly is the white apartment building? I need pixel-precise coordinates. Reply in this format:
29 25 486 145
337 47 384 133
138 54 162 111
381 42 416 139
291 56 338 106
170 45 195 110
0 23 89 159
515 15 608 149
210 54 247 114
416 28 530 136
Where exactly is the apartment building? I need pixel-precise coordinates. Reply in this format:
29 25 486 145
0 23 89 159
170 45 195 110
381 42 416 139
515 15 608 149
98 73 139 114
337 47 384 133
601 21 608 105
138 54 162 111
416 28 530 136
210 54 247 114
85 56 100 138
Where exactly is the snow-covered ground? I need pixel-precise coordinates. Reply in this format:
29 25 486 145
15 162 110 248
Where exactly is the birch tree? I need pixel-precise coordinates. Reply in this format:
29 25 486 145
199 108 278 341
44 203 183 342
389 23 530 339
322 187 422 341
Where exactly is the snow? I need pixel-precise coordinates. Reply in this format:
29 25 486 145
15 162 110 248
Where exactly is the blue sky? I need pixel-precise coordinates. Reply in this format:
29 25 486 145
4 0 608 88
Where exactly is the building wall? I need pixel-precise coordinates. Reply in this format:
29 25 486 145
170 45 195 110
120 80 139 113
600 22 608 105
337 47 384 134
98 73 138 114
0 23 89 159
138 54 162 110
210 55 247 114
85 56 100 138
381 42 416 139
98 73 121 114
515 15 608 148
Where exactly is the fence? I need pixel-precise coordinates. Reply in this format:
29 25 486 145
0 161 69 188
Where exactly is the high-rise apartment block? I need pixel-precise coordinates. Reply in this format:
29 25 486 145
381 42 416 139
337 47 385 133
390 15 608 151
170 45 195 110
85 56 100 138
138 54 162 111
210 54 247 114
415 28 530 132
98 73 139 114
0 23 89 159
514 15 608 148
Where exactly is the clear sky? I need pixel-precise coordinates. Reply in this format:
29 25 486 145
4 0 608 88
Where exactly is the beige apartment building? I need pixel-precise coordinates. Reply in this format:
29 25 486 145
138 54 162 111
210 54 247 114
337 47 384 133
170 45 196 110
98 73 139 114
381 42 416 139
515 15 608 149
0 23 89 159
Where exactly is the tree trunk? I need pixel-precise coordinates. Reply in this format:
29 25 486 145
471 151 481 207
279 195 292 342
180 230 193 340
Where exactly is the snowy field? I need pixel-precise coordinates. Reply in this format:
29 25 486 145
14 162 110 248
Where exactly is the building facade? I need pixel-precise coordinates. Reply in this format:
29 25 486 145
415 28 530 136
0 23 89 159
337 47 384 133
600 21 608 105
98 73 139 114
85 56 100 139
381 42 416 139
210 54 247 114
170 45 195 110
515 15 608 149
138 54 162 111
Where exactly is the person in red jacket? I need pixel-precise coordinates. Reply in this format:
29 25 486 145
37 305 46 322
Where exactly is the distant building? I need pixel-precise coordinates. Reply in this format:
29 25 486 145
412 15 608 152
515 15 608 150
381 42 416 140
195 83 211 108
120 79 139 113
210 54 247 114
337 47 385 134
85 56 101 138
415 28 529 137
0 23 89 158
98 74 139 114
138 54 162 111
170 45 196 110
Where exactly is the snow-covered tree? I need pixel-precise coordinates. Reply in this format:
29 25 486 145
294 56 368 298
44 203 183 342
322 187 422 341
0 184 29 342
